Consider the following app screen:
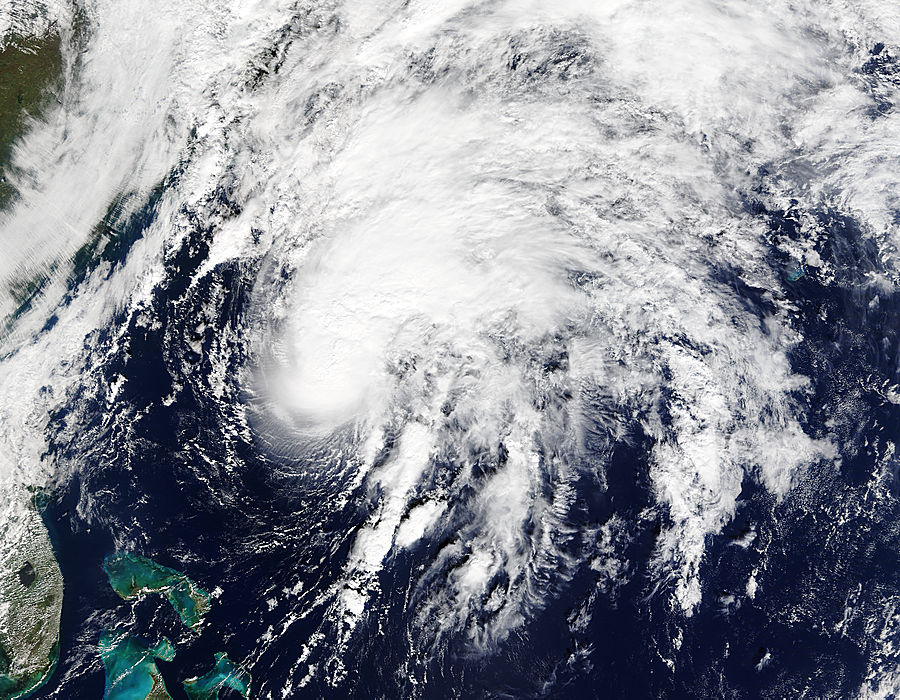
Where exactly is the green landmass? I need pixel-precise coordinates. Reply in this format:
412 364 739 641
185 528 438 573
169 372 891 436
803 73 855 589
103 553 211 631
0 31 65 326
0 33 64 208
0 497 63 700
183 652 251 700
99 629 175 700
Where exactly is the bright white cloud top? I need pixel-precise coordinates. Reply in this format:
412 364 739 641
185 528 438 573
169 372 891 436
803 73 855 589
0 0 899 697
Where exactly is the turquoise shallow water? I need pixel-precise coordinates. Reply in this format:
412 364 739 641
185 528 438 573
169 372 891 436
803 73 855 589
103 553 211 630
98 630 174 700
99 554 249 699
183 652 251 700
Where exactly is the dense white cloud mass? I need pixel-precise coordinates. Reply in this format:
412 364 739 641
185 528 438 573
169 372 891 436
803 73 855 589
0 0 899 696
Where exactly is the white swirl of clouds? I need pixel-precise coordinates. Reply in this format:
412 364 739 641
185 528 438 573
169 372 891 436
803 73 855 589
0 0 898 692
241 0 849 670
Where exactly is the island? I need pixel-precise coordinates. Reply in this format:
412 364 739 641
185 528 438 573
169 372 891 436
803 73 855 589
103 553 211 631
99 629 175 700
183 652 251 700
0 497 63 699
